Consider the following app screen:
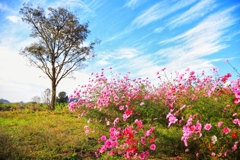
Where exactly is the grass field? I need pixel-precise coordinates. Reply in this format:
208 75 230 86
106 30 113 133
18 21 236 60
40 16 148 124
0 104 189 160
0 104 108 160
1 94 239 160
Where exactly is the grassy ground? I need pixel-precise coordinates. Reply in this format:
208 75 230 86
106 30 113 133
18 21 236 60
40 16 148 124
0 104 191 160
0 104 107 160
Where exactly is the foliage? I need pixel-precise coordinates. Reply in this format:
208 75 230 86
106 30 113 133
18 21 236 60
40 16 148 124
1 61 239 159
57 91 68 103
19 4 99 110
69 66 240 159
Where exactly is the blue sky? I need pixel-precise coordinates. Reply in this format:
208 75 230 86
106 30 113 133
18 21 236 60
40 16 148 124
0 0 240 102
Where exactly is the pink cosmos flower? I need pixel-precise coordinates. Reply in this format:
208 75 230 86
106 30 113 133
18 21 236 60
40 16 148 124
110 134 117 141
167 112 178 127
112 140 118 147
139 152 146 160
108 151 114 156
232 113 237 117
224 151 228 157
233 119 239 124
150 144 156 150
232 141 238 151
195 120 202 132
119 105 124 110
211 152 216 157
84 125 90 135
222 127 231 134
218 153 222 157
104 139 113 148
124 109 133 116
135 119 143 129
204 123 212 130
113 118 119 126
100 135 106 141
145 127 155 137
141 137 146 145
123 114 130 121
217 121 223 128
110 127 116 133
196 152 199 157
233 97 240 104
99 145 106 154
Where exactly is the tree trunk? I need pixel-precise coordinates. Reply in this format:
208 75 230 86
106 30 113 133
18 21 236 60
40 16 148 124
50 79 56 110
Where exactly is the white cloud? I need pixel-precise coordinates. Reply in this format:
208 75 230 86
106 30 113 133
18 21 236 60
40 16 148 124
115 48 139 59
6 16 20 23
131 0 197 28
156 6 238 76
47 0 103 18
97 60 110 65
168 0 217 29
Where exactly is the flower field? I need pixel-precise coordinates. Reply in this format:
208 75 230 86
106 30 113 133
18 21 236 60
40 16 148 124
69 66 240 159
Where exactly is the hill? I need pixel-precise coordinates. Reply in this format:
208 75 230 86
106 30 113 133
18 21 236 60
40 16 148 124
0 98 11 104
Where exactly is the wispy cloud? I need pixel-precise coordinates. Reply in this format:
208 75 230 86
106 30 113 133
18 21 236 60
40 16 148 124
0 2 11 11
6 16 20 23
167 0 217 29
131 0 197 29
157 6 239 74
114 48 139 59
124 0 140 9
46 0 104 18
105 0 197 43
153 27 164 33
98 48 139 61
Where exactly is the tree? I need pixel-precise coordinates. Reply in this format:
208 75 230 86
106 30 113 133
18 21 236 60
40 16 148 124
19 4 99 110
56 91 68 103
31 96 41 103
42 88 51 108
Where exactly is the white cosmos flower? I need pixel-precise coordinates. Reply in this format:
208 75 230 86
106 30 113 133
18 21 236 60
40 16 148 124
211 135 217 144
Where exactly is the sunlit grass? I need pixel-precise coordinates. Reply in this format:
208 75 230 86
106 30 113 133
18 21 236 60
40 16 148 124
0 106 107 159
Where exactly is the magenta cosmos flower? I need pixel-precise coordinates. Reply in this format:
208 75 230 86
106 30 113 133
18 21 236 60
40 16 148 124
104 139 113 148
204 123 212 130
100 135 106 141
150 144 156 150
222 127 231 134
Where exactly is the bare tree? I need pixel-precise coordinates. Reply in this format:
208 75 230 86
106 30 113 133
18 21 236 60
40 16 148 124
42 88 51 108
19 4 99 110
31 96 41 104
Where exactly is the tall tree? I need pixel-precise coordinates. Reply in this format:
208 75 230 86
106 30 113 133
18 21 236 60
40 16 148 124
19 4 99 110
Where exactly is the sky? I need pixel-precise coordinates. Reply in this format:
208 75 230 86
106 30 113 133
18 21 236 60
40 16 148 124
0 0 240 103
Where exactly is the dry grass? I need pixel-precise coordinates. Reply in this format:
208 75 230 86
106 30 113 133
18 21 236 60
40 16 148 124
0 108 106 159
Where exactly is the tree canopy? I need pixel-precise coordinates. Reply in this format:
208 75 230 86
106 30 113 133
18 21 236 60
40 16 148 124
56 91 68 103
20 4 99 110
